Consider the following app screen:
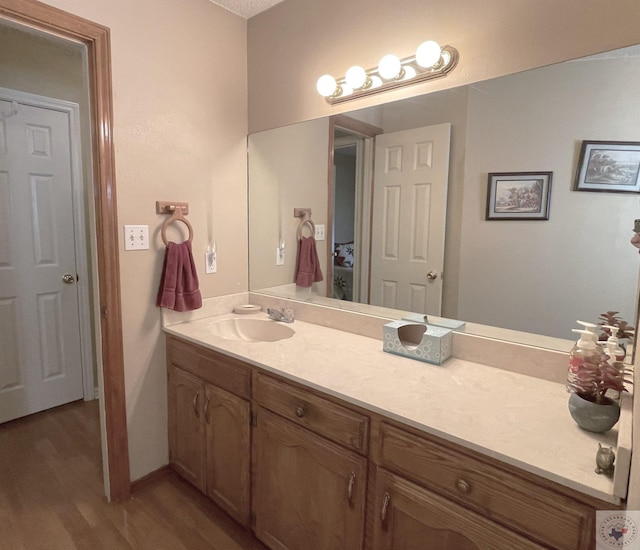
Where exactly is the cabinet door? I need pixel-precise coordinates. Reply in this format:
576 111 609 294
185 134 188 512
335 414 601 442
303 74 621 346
254 408 367 550
204 383 251 527
371 469 543 550
168 366 206 492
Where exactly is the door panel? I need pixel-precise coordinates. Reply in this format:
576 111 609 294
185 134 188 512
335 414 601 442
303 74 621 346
370 124 451 315
168 366 206 491
254 408 367 550
371 469 543 550
0 99 83 423
205 383 251 527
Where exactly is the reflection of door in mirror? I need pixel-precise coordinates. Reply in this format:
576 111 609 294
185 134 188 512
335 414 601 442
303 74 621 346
371 123 451 315
328 115 380 303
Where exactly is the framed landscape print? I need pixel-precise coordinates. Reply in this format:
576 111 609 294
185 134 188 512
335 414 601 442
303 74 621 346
574 141 640 193
486 172 552 220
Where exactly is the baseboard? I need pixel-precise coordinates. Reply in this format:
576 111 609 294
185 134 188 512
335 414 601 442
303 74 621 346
130 464 172 494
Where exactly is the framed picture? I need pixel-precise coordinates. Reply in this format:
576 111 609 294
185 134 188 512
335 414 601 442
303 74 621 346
486 172 552 220
574 140 640 193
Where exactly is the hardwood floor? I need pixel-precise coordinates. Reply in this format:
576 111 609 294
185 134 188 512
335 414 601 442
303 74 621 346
0 400 267 550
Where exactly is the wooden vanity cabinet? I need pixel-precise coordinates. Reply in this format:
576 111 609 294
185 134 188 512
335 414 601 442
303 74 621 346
253 373 369 550
370 468 544 550
167 336 251 527
167 336 617 550
369 420 605 550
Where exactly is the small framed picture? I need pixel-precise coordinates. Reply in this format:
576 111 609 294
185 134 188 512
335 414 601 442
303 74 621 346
574 141 640 193
486 172 552 220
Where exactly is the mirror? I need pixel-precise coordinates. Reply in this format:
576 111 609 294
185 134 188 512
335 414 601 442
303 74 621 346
249 45 640 348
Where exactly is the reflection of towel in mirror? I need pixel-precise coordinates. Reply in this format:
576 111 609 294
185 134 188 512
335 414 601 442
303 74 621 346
295 236 323 287
156 241 202 311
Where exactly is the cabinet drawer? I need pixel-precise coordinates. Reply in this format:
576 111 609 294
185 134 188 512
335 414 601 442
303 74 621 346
166 336 250 399
254 373 369 454
378 422 591 550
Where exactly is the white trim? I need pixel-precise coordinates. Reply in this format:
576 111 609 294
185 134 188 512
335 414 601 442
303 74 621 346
0 87 96 402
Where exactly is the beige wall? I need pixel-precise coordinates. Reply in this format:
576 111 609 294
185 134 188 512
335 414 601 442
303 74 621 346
36 0 248 481
248 0 640 133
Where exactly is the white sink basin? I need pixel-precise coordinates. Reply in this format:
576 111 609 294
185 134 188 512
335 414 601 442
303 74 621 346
209 317 294 342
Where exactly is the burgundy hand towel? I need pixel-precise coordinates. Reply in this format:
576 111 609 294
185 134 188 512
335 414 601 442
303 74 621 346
156 241 202 311
295 236 323 287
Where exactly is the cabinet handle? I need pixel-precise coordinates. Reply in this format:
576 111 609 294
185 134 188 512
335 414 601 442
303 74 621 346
456 478 471 494
347 472 356 508
193 391 200 418
295 406 305 418
204 396 210 424
380 491 391 531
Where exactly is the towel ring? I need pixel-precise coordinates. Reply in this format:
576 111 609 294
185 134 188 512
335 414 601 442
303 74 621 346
297 218 315 240
161 207 194 245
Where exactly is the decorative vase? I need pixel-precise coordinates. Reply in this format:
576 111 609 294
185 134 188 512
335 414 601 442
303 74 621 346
568 393 620 433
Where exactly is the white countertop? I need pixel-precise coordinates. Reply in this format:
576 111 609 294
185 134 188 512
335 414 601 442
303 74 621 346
164 311 623 504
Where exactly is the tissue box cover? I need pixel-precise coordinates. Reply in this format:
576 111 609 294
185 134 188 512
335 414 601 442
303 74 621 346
402 312 466 331
383 320 452 365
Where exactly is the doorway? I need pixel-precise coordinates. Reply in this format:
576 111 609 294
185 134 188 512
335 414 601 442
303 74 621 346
0 0 129 501
0 87 94 423
327 115 381 304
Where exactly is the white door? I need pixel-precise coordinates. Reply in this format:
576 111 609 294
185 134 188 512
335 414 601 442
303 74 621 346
0 98 84 423
369 123 451 315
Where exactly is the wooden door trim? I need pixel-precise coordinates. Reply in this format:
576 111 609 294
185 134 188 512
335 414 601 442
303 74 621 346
0 0 130 501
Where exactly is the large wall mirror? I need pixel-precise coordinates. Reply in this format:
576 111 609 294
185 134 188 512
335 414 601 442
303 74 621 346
249 45 640 349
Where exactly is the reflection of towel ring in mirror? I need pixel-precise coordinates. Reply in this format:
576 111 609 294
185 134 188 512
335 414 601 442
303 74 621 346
161 207 194 245
297 218 315 240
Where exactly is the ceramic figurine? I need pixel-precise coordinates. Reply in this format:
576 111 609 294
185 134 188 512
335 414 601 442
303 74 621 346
595 443 615 475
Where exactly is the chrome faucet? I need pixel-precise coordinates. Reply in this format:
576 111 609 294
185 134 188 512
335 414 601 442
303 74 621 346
267 307 295 323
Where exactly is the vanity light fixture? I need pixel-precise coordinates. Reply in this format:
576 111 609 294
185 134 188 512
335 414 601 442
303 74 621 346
316 40 459 105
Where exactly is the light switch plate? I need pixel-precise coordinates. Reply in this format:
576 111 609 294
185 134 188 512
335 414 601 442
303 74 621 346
124 225 149 250
276 247 285 266
315 224 325 241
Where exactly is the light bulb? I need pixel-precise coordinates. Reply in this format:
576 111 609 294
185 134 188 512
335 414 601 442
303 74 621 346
340 84 354 97
401 66 416 81
415 40 441 68
378 54 401 80
316 74 337 97
345 65 367 89
369 75 383 88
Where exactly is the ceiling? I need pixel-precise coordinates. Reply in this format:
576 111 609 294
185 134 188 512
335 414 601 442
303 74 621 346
208 0 286 18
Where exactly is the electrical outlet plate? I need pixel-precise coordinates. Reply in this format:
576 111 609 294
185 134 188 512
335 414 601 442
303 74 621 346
315 224 325 241
205 251 217 274
124 225 149 250
276 247 285 266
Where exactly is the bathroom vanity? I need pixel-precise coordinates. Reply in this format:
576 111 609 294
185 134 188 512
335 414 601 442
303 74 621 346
164 306 628 550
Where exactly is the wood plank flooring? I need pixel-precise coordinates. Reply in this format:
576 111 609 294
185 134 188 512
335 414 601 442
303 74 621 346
0 400 267 550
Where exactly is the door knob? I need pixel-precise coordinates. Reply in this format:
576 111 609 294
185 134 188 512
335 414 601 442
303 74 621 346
62 274 75 285
426 271 438 280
